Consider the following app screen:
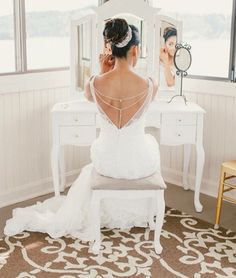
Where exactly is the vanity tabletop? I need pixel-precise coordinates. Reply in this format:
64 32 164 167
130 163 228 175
51 96 205 114
149 99 206 114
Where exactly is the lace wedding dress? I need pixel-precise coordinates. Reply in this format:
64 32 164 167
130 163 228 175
4 75 162 241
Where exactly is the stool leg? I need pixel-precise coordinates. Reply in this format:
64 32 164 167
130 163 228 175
144 197 156 241
214 170 225 229
154 190 165 254
91 192 101 254
148 197 156 230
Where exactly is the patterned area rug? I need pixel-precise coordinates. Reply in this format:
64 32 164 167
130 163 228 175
0 207 236 278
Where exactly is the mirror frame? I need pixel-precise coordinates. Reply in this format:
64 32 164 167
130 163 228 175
174 43 192 73
70 12 96 99
154 15 183 99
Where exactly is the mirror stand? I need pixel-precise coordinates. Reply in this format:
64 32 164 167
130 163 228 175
167 71 188 105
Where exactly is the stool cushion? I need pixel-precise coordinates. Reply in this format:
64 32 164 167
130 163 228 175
91 168 167 190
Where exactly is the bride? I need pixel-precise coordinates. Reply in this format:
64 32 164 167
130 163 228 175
4 18 163 242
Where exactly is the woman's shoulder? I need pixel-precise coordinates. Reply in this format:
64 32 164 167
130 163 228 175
94 71 148 87
92 72 159 99
148 76 158 100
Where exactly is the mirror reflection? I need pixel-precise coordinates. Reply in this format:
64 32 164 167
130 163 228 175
159 22 177 91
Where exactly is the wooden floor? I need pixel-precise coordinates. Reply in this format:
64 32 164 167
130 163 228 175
1 183 236 238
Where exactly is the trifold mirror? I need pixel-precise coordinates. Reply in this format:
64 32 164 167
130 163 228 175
70 0 183 100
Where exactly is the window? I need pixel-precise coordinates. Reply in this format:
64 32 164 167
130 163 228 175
0 1 15 73
24 0 98 70
152 0 236 81
0 0 98 74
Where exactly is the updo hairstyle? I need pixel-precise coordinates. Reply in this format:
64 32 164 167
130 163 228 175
103 18 140 58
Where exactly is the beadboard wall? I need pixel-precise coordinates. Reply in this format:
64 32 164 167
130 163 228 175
0 72 236 208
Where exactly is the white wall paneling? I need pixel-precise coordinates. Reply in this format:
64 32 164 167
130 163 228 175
0 73 236 208
0 85 89 208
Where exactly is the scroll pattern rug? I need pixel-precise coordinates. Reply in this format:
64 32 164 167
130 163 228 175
0 208 236 278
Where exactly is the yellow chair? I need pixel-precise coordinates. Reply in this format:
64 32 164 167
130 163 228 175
215 160 236 229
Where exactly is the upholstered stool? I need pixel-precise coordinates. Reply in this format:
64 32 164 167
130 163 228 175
215 160 236 229
90 167 167 254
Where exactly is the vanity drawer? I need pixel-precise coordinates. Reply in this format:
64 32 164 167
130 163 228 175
58 113 96 126
162 113 197 126
161 125 196 144
59 126 96 145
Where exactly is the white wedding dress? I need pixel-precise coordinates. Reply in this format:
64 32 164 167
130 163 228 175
4 75 162 242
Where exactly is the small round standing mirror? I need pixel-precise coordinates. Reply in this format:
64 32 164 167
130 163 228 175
174 46 191 72
168 43 192 105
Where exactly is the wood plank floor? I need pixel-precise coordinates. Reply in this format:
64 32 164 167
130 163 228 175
1 183 235 238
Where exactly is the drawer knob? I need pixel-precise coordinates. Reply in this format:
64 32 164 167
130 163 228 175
178 134 181 137
178 119 182 122
75 134 79 138
74 118 79 122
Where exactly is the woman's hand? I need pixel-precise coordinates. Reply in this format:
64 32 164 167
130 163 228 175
99 53 115 74
160 47 169 65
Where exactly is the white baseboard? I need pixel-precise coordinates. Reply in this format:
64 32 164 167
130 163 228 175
162 168 236 200
0 169 81 209
161 166 218 198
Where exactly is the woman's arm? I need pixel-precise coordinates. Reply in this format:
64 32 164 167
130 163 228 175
99 53 115 75
150 77 159 101
84 54 115 102
160 47 175 87
84 77 94 102
163 64 175 87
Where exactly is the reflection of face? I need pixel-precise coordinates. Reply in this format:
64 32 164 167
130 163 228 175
165 35 177 57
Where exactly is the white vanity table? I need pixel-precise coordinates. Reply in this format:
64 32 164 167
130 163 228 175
51 97 205 212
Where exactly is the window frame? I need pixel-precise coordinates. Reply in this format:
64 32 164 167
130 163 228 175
0 0 235 83
185 0 236 83
151 0 236 83
229 0 236 82
0 0 99 76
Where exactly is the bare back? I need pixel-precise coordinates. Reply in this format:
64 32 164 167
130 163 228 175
89 71 156 129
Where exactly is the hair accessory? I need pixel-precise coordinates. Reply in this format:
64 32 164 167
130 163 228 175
115 26 132 48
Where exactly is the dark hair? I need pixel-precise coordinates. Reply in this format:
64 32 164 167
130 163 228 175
103 18 140 58
163 27 177 42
